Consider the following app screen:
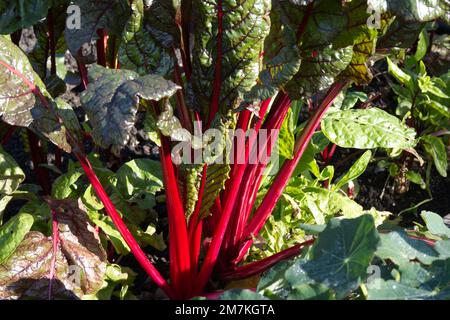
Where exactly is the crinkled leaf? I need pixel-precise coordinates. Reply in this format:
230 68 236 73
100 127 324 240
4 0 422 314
377 18 424 49
279 0 374 97
297 187 364 224
0 35 45 127
0 36 79 152
52 199 107 294
242 6 301 106
0 198 107 299
286 45 353 98
200 164 230 219
0 231 79 299
81 65 179 153
372 0 449 48
340 28 377 84
369 0 449 22
0 146 25 194
0 213 34 264
181 164 201 219
191 0 271 115
145 0 181 48
30 97 82 153
119 0 174 76
156 102 190 142
321 108 417 149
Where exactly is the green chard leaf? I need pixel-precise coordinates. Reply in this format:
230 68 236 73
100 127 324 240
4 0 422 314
199 163 230 219
241 4 301 106
81 65 180 154
0 36 80 153
181 164 202 219
369 0 449 23
279 0 375 97
119 0 174 76
190 0 271 116
372 0 449 48
144 0 181 48
321 107 417 149
286 45 353 99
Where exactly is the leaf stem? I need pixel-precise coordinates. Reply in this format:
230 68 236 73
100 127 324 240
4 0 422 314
220 239 314 281
27 130 51 195
76 153 175 298
96 29 108 67
48 208 60 300
173 49 193 133
241 81 348 255
180 0 193 79
47 10 57 76
159 135 192 298
208 0 223 126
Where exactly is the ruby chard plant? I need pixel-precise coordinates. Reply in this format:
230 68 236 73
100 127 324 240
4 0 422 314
0 0 448 299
